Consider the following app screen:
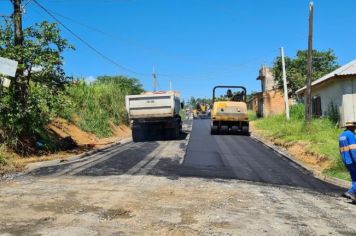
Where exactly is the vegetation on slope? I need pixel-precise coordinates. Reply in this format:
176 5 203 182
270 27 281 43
66 76 143 137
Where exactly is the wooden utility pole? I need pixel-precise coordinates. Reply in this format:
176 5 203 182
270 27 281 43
12 0 26 102
13 0 24 47
305 1 314 123
280 47 290 120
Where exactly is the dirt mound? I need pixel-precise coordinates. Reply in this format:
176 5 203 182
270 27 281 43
48 118 99 146
284 142 332 172
48 118 131 148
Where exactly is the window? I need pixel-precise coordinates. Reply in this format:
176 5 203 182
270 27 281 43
312 96 322 117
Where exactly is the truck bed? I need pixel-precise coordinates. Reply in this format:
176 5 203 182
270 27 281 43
125 92 180 119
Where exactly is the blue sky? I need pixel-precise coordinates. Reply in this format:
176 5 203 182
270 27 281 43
1 0 356 101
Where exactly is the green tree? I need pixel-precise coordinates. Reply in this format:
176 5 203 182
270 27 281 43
272 49 339 96
0 20 74 153
188 96 197 108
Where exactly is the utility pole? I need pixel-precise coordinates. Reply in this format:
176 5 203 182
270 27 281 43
12 0 25 102
305 1 314 123
169 80 172 91
280 47 290 120
13 0 24 47
152 66 157 92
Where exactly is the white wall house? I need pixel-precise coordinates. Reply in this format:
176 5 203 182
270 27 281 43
296 60 356 126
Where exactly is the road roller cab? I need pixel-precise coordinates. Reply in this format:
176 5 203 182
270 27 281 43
211 86 249 135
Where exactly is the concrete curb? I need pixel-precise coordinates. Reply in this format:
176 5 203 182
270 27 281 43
25 137 132 173
250 134 351 189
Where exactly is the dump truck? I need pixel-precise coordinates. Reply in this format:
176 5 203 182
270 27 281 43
210 86 249 135
125 91 183 142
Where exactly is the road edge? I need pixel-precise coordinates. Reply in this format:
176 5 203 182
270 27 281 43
24 137 133 174
180 120 193 164
250 133 351 189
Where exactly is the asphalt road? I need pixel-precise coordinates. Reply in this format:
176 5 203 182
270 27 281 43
29 119 343 193
183 119 343 193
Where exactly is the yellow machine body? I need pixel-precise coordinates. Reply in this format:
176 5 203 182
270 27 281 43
211 101 248 122
210 86 249 134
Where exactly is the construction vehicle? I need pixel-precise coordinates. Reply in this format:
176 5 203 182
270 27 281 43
125 91 183 142
193 103 210 119
210 86 249 135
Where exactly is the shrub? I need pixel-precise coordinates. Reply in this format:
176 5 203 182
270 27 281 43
290 103 305 120
0 83 73 154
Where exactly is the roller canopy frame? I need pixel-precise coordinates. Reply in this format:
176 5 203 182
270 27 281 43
212 86 247 103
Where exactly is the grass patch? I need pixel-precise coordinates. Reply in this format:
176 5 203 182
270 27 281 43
253 104 350 181
66 76 143 137
248 111 258 121
0 154 7 165
0 145 8 166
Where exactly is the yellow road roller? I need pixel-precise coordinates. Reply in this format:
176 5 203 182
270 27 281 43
210 86 249 135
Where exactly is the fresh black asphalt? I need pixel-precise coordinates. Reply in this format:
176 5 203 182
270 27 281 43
29 119 345 194
181 119 343 193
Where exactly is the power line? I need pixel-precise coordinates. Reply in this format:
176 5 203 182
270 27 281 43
31 0 148 77
28 0 279 85
42 6 267 71
29 5 264 81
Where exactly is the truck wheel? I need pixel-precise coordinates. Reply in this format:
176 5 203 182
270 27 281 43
242 124 250 136
166 126 179 140
175 125 180 139
132 126 145 142
211 126 219 135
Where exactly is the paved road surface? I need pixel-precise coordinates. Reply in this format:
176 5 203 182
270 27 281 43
183 119 343 193
30 119 343 194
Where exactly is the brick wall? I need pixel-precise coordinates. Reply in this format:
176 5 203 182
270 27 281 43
263 90 285 116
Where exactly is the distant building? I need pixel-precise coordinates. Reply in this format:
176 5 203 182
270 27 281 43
248 65 285 117
296 60 356 125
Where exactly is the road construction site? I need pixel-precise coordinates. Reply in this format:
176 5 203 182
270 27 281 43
1 120 356 235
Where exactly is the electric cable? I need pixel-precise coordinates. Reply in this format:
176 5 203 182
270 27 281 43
28 0 279 88
32 0 149 77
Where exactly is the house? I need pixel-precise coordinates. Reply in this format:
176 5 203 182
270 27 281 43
247 65 286 117
296 59 356 125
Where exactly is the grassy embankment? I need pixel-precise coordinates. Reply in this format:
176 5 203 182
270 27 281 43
249 104 349 181
66 80 130 137
0 76 142 174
